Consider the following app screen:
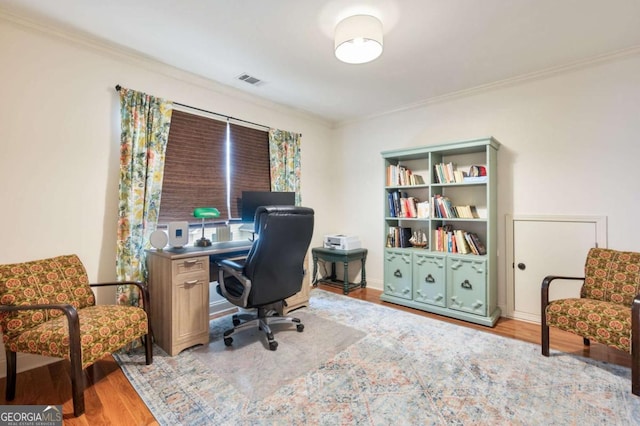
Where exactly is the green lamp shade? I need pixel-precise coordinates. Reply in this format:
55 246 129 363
193 207 220 219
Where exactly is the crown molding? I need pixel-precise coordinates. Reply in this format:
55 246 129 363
0 10 334 130
339 44 640 127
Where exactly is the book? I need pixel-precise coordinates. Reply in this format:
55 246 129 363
464 233 479 255
468 233 487 255
454 230 470 254
416 201 430 218
399 227 412 248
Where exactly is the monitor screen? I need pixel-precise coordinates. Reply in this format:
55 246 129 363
240 191 295 222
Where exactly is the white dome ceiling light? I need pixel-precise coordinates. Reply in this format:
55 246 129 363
334 14 383 64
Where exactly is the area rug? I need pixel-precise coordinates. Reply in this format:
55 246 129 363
191 311 366 400
114 289 640 425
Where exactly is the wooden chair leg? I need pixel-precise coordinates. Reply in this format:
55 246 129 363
5 350 16 400
145 333 153 365
541 289 550 357
68 317 85 417
541 316 550 356
632 297 640 396
69 353 85 416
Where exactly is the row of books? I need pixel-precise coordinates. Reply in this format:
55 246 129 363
388 191 430 218
386 227 429 248
386 226 413 248
433 163 488 184
432 195 480 219
433 225 486 255
386 165 425 187
433 162 465 184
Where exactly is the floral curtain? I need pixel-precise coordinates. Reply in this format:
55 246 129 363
116 87 173 306
268 129 302 205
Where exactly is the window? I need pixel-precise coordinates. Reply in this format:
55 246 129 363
158 110 270 225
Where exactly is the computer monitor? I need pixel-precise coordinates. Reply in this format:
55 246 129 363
240 191 295 223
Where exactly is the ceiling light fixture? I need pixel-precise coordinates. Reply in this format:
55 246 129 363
334 14 383 64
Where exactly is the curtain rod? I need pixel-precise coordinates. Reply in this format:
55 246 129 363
115 84 271 131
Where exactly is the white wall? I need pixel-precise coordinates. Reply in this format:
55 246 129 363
0 14 336 374
333 52 640 312
0 14 335 281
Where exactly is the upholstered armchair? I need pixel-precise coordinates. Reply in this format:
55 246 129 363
541 247 640 396
0 254 153 417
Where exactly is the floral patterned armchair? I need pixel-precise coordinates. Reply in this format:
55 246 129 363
541 247 640 396
0 254 153 416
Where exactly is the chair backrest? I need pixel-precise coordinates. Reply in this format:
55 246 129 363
0 254 95 342
243 205 314 307
581 248 640 306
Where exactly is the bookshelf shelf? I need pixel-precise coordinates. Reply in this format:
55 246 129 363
380 137 500 327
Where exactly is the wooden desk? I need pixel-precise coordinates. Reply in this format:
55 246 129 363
311 247 368 295
146 241 310 355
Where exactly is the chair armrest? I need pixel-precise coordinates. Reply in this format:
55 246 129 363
541 275 584 309
90 281 150 313
541 275 584 289
217 263 251 308
218 258 245 271
0 303 82 348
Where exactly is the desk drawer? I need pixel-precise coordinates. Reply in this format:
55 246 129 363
173 257 208 277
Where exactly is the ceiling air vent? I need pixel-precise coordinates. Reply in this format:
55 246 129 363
237 73 263 86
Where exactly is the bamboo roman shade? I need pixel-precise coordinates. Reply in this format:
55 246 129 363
229 122 270 218
158 110 271 224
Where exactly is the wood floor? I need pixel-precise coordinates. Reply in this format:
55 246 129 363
0 285 632 425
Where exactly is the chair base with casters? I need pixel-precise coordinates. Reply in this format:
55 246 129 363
541 248 640 397
222 303 304 351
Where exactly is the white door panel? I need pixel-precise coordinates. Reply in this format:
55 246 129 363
507 216 606 323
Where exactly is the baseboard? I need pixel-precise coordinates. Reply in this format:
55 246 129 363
0 347 59 378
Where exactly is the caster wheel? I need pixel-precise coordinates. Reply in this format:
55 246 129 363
224 337 233 347
296 324 304 332
232 317 240 326
269 341 278 351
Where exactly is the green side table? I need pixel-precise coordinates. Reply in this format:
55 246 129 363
311 247 367 295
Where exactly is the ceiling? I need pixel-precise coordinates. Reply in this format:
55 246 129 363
2 0 640 124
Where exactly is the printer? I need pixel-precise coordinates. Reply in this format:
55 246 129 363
323 234 361 250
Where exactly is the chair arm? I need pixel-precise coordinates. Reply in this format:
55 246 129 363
90 281 150 313
541 275 584 309
0 303 82 350
217 263 251 308
218 258 245 271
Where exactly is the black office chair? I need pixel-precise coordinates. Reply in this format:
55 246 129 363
216 205 314 351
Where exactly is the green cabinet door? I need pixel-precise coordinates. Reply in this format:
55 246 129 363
413 253 446 307
384 250 412 300
447 256 487 316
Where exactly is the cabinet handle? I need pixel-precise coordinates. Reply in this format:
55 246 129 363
461 280 472 289
184 279 198 285
425 274 435 283
394 269 402 278
184 259 198 265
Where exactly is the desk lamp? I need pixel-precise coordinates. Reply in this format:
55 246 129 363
193 207 220 247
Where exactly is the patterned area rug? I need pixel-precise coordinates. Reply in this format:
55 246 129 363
114 289 640 425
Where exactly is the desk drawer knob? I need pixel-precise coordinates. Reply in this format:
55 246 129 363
183 279 199 285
